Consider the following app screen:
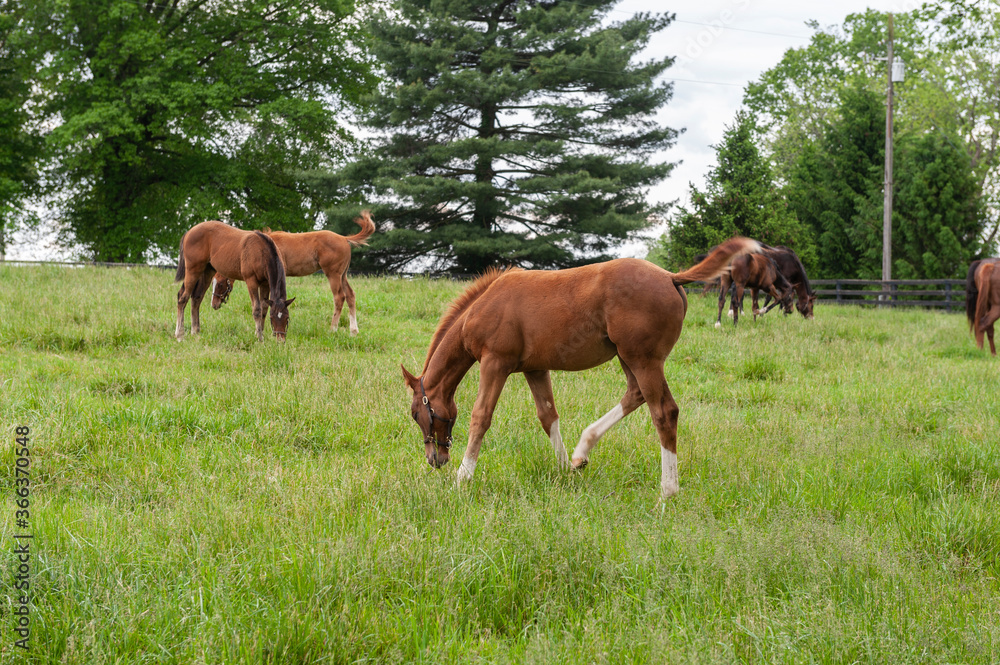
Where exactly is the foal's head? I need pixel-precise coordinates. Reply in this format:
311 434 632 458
402 366 456 469
796 292 817 319
267 296 296 341
211 277 234 310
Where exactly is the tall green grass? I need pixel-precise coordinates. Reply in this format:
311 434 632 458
1 264 999 663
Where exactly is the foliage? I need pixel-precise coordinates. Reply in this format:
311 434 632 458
319 0 677 274
27 0 378 262
3 264 1000 662
0 0 41 254
785 88 885 280
651 111 815 271
892 130 985 278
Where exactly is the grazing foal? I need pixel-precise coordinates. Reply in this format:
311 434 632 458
966 258 1000 355
211 211 375 334
174 221 294 341
716 253 793 327
403 237 761 499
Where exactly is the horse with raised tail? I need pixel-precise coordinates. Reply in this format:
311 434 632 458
402 237 761 499
212 211 375 334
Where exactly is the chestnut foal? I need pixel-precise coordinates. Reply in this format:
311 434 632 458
967 258 1000 355
402 237 761 499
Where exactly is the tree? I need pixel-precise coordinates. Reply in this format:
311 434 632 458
785 88 885 279
651 111 814 271
892 130 985 278
0 0 41 258
28 0 377 262
319 0 677 274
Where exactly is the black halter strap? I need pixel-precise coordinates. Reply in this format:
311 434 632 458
419 377 455 449
217 278 233 305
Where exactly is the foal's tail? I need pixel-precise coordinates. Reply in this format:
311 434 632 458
670 237 761 286
974 262 994 348
174 233 186 283
344 210 376 247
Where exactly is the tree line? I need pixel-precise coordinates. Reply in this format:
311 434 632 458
2 0 996 277
653 3 998 279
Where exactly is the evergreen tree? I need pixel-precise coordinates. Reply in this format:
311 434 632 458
785 88 884 279
29 0 377 262
651 111 814 271
892 130 984 278
320 0 677 274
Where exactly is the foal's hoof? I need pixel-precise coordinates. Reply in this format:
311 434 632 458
571 457 588 470
714 321 721 329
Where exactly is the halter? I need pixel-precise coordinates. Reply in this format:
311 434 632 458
419 377 455 449
216 278 233 305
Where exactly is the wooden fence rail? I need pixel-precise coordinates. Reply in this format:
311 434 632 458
810 279 967 312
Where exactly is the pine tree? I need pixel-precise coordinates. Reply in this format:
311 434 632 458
651 111 814 271
320 0 677 273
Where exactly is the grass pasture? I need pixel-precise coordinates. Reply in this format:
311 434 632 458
2 263 1000 664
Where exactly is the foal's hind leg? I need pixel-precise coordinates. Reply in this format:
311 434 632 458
571 359 645 469
175 268 205 341
732 284 746 326
343 277 359 335
716 275 732 328
325 270 347 332
524 370 569 469
979 303 1000 355
629 362 681 498
190 269 215 335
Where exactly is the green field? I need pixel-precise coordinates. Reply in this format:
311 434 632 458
2 264 999 664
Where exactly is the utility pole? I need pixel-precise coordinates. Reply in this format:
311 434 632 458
882 13 894 300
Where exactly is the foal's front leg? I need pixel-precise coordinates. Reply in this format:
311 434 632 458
246 279 266 342
457 359 511 484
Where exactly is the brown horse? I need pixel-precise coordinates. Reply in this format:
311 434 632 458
716 253 794 327
759 245 817 319
174 221 294 341
401 237 761 499
211 211 375 334
966 258 1000 355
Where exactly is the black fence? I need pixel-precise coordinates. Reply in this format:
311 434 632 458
812 279 967 312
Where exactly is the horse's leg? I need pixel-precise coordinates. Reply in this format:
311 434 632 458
987 324 996 356
175 267 205 341
190 269 215 335
343 277 359 335
571 359 645 469
630 362 681 499
980 303 1000 355
733 283 746 326
456 358 511 485
716 274 731 328
245 278 265 342
321 267 346 331
751 287 761 320
524 370 568 469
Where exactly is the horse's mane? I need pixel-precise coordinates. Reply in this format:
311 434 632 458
255 231 287 299
422 267 521 373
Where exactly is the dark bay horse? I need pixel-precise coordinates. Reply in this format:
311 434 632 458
966 258 1000 355
175 221 294 341
402 237 761 499
716 254 794 327
759 245 817 318
212 211 375 334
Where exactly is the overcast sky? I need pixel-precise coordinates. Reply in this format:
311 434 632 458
616 0 924 255
8 0 921 261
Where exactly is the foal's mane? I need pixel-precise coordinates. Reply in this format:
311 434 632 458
422 267 520 372
255 231 287 299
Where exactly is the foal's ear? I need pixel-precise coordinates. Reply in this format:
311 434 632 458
401 365 419 395
285 297 296 307
266 299 274 307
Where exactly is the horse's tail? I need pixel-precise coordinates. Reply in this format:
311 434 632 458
174 233 186 282
966 260 982 332
255 231 287 300
671 237 761 286
974 262 994 348
344 210 376 247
